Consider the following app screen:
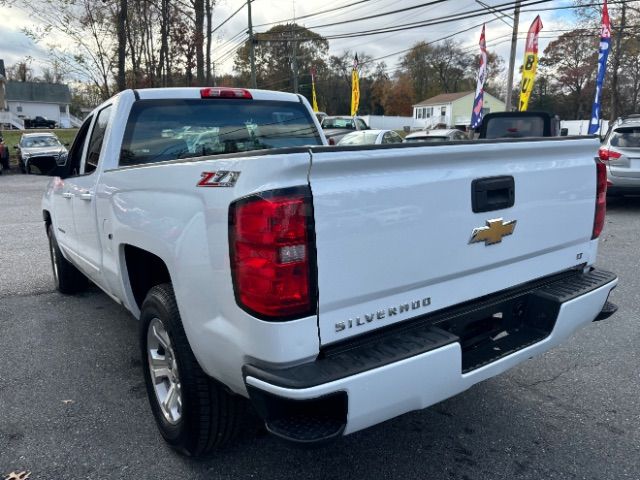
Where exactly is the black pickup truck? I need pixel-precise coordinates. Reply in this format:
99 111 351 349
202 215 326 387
478 111 566 138
24 116 57 129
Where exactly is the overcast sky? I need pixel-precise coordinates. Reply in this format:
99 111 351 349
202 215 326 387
0 0 582 82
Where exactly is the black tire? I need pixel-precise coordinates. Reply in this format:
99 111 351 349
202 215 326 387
47 224 87 294
140 283 243 457
19 160 26 174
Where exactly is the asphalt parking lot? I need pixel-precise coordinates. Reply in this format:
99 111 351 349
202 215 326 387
1 172 639 480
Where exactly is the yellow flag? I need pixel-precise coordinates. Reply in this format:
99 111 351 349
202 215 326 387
519 16 543 111
351 54 360 116
311 70 319 112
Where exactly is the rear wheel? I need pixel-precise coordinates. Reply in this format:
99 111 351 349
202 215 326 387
47 224 87 294
140 283 243 457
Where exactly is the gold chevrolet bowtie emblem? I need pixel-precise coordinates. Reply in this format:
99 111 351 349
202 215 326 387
470 218 517 245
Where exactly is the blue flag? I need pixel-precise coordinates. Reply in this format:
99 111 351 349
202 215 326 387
471 25 487 129
588 0 611 135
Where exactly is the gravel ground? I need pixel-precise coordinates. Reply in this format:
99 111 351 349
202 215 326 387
1 172 638 480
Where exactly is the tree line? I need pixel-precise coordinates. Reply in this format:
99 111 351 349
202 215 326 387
3 0 639 121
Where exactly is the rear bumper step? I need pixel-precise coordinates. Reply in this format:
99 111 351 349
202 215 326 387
244 268 617 442
594 300 618 321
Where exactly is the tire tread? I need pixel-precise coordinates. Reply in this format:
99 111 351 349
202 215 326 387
141 283 243 457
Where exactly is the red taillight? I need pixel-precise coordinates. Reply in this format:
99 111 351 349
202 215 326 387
592 160 607 239
200 87 252 99
229 187 316 320
598 147 622 161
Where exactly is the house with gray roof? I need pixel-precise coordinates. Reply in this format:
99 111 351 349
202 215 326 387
4 80 77 128
412 90 505 130
0 59 81 129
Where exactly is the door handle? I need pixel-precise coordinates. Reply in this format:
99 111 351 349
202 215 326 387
62 192 74 199
79 191 94 201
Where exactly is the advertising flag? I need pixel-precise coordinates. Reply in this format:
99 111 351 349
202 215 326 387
470 25 487 129
311 67 319 112
518 15 543 111
351 54 360 116
588 0 611 134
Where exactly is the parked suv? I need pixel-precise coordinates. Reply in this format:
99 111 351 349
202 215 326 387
599 114 640 196
15 132 68 174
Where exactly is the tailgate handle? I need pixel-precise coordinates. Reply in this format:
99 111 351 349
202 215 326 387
472 176 515 213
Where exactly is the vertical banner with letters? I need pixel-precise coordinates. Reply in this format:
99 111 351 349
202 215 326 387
588 0 611 135
471 25 487 129
518 15 543 112
311 67 319 113
351 54 360 117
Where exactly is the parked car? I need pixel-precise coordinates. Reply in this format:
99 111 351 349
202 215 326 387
15 132 69 174
24 116 57 129
315 111 327 124
337 129 404 146
0 136 9 173
42 86 616 457
321 115 369 144
599 114 640 196
404 128 467 143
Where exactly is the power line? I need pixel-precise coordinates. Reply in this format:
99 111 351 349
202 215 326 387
304 0 451 30
253 0 373 28
211 0 247 36
256 0 553 41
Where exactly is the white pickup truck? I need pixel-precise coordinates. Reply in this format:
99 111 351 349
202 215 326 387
42 87 618 456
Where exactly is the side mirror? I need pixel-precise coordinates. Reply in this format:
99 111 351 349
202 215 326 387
560 128 568 137
13 145 18 149
64 143 70 146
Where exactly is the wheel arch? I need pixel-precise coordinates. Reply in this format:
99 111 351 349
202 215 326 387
122 244 173 311
43 210 52 231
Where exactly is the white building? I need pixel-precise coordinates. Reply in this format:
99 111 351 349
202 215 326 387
0 61 82 130
412 91 506 130
5 80 79 128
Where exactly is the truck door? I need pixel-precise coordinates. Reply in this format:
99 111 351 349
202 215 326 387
69 104 112 282
51 115 93 254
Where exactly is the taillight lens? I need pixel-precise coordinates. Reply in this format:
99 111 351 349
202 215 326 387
229 187 316 320
592 160 607 239
598 147 622 161
200 87 252 99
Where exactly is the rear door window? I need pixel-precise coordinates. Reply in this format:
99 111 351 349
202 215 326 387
84 105 112 174
120 99 321 167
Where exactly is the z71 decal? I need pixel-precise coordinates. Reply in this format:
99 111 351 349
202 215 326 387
197 171 241 188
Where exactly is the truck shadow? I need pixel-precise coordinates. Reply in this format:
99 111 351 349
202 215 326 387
5 288 622 480
607 195 640 212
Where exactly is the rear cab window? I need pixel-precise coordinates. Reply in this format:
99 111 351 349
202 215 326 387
484 116 546 139
119 99 322 167
321 118 355 130
610 127 640 148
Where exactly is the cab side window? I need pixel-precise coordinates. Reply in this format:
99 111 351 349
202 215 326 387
356 119 368 130
66 116 93 177
84 105 112 174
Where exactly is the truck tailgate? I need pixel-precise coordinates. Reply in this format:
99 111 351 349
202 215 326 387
309 138 600 345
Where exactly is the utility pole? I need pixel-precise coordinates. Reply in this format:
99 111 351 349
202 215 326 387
248 0 257 88
505 0 521 111
610 2 626 121
292 31 299 94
